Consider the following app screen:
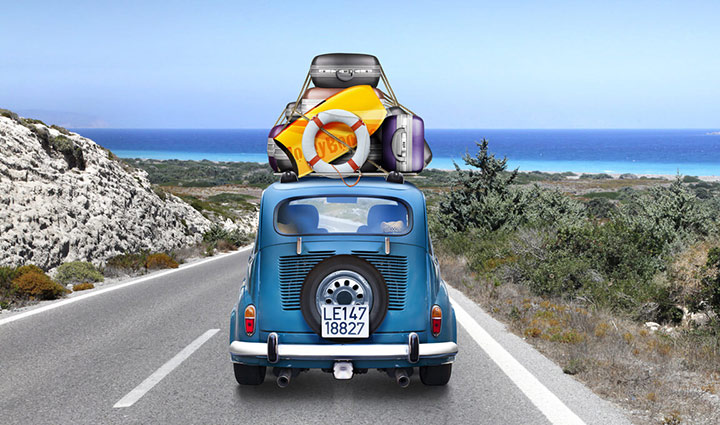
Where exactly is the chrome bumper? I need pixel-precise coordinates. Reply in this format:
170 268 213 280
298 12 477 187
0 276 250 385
230 334 457 362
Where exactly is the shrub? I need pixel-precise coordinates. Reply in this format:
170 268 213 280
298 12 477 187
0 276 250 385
16 264 44 276
12 271 67 300
202 224 253 249
55 261 104 285
49 136 85 170
436 140 584 234
580 173 613 179
105 252 148 276
698 247 720 312
0 266 20 303
145 253 179 270
72 282 95 291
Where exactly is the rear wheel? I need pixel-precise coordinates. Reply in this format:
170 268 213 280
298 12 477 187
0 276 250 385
234 363 266 385
419 363 452 386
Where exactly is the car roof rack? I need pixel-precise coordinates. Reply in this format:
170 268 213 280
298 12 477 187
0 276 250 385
275 172 417 184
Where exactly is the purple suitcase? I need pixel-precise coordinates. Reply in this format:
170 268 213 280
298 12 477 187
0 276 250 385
267 124 294 172
381 113 426 172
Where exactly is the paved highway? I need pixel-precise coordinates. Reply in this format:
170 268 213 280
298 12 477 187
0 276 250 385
0 249 631 424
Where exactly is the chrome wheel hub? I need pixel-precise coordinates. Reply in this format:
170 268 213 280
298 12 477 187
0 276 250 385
316 270 373 314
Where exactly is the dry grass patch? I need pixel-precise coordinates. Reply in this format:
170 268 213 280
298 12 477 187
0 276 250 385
145 253 179 270
72 282 95 291
439 251 720 425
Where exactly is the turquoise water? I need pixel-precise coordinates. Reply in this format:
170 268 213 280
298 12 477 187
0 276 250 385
77 128 720 176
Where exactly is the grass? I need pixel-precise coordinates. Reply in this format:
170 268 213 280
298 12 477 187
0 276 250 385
438 249 720 424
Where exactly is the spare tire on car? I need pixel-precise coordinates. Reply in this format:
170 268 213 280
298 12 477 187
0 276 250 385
301 255 388 339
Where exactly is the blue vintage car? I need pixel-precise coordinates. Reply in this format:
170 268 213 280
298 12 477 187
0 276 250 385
229 176 457 387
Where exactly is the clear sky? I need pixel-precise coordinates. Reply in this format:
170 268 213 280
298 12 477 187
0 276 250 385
1 0 718 128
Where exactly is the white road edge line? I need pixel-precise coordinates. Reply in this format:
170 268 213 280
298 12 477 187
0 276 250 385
0 247 252 327
450 297 586 425
113 328 219 408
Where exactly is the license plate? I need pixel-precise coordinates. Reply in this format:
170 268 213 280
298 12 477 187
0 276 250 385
321 305 369 338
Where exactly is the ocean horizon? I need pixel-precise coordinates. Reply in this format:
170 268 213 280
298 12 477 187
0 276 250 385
72 128 720 176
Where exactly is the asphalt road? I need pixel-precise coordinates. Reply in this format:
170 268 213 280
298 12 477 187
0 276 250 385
0 249 631 425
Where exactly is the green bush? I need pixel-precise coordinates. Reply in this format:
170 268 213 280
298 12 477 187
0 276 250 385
12 271 67 300
579 173 613 179
431 143 719 322
203 224 254 250
105 252 149 276
49 136 85 170
0 266 20 305
55 261 104 285
698 247 720 312
436 140 584 234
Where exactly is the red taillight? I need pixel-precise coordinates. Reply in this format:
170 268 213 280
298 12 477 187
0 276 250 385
244 305 256 336
431 305 442 337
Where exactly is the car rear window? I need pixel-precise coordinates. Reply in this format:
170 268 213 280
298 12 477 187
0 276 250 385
275 196 411 235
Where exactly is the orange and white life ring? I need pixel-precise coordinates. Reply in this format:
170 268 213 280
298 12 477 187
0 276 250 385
302 109 370 174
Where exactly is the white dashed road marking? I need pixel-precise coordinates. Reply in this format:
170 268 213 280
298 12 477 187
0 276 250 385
451 297 586 425
113 328 220 408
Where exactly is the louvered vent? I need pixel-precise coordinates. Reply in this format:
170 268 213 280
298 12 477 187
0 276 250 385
278 252 335 310
353 252 408 310
278 251 409 311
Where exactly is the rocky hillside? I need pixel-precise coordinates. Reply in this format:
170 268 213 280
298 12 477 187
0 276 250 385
0 110 212 269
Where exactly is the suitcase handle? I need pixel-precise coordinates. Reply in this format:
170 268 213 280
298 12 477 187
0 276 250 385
336 69 354 82
391 128 407 162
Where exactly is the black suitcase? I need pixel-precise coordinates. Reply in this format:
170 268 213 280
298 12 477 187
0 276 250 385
310 53 381 88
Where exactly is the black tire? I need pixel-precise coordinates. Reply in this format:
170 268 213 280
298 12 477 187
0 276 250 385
301 255 388 339
234 363 266 385
419 364 452 386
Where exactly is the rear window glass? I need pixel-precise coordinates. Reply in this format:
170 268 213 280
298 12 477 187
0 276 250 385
275 196 410 235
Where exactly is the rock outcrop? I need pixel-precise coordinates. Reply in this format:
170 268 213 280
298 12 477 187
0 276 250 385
0 112 212 268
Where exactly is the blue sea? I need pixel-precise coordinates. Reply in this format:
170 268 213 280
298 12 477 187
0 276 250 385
72 129 720 176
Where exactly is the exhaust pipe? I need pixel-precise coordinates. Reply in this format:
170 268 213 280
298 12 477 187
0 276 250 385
394 368 410 388
276 368 292 388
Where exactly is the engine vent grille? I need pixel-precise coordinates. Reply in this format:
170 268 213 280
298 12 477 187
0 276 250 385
353 252 408 311
278 251 409 311
279 252 335 310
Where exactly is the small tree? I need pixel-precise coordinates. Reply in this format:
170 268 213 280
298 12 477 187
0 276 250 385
436 139 584 233
437 139 521 232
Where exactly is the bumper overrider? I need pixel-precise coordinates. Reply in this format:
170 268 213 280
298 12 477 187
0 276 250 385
230 332 458 364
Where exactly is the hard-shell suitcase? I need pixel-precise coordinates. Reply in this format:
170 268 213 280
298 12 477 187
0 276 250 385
284 102 300 121
301 87 389 112
267 124 293 172
310 53 381 89
381 113 427 172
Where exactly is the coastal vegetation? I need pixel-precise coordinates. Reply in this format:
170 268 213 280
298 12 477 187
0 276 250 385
122 158 274 187
55 262 104 285
431 140 720 424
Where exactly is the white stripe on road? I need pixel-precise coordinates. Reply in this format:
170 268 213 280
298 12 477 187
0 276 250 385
113 329 219 408
0 247 251 327
451 297 586 425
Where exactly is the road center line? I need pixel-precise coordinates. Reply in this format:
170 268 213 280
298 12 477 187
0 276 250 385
113 328 220 408
0 247 251 327
450 297 586 425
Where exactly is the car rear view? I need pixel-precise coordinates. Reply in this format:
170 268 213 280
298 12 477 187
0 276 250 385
229 178 457 387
